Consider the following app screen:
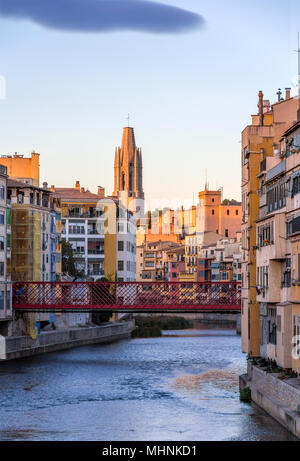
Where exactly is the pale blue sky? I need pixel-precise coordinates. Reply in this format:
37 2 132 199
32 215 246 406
0 0 299 208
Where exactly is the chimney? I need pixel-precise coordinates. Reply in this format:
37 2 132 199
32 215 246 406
285 88 291 100
258 90 264 126
97 186 105 197
43 181 48 189
80 187 85 193
75 181 80 191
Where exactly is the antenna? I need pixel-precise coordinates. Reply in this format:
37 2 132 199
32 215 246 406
294 32 300 96
127 113 130 127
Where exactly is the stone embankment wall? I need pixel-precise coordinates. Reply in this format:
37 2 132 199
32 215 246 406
0 320 135 361
240 363 300 439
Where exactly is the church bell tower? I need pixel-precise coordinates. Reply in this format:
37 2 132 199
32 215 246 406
113 126 144 215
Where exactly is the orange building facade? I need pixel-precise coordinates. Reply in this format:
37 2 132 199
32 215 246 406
0 151 40 187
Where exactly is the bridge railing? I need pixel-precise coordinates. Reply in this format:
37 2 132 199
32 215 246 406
12 281 241 312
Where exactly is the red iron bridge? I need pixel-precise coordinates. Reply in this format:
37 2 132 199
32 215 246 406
12 281 241 314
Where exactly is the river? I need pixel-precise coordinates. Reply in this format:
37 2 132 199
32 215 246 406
0 327 296 441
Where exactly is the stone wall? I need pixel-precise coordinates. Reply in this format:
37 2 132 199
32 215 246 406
243 363 300 438
0 320 135 361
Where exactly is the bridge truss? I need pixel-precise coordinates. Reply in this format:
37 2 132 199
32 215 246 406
12 281 241 314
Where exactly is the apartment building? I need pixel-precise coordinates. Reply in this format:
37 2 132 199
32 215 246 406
241 88 299 357
116 202 136 282
0 152 62 283
199 237 242 283
185 231 225 274
55 182 136 282
255 120 300 371
0 164 11 330
136 240 181 281
55 182 107 279
165 245 185 282
8 179 60 282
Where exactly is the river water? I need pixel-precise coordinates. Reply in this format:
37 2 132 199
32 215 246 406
0 327 296 441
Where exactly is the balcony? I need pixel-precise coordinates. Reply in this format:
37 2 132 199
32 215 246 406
88 250 104 256
257 214 286 260
211 263 220 269
66 210 104 219
88 269 104 277
266 160 286 182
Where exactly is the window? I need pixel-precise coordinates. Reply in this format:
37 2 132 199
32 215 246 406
266 181 286 214
69 225 84 234
225 229 229 238
0 262 4 276
0 186 4 200
6 290 10 309
145 261 154 268
212 210 215 215
118 260 124 271
0 212 4 225
282 258 291 287
236 210 239 215
227 210 230 216
257 221 274 247
292 175 300 197
287 216 300 236
118 241 124 251
0 291 3 309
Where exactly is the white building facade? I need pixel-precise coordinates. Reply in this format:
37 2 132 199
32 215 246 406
116 205 136 282
0 164 11 327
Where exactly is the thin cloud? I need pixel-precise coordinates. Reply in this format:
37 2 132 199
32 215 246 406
0 0 205 34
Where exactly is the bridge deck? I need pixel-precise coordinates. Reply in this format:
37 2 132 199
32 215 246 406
12 281 241 313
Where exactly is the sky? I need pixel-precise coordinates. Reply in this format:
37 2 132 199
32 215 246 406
0 0 299 210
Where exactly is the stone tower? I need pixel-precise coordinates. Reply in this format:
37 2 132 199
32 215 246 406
113 126 144 214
